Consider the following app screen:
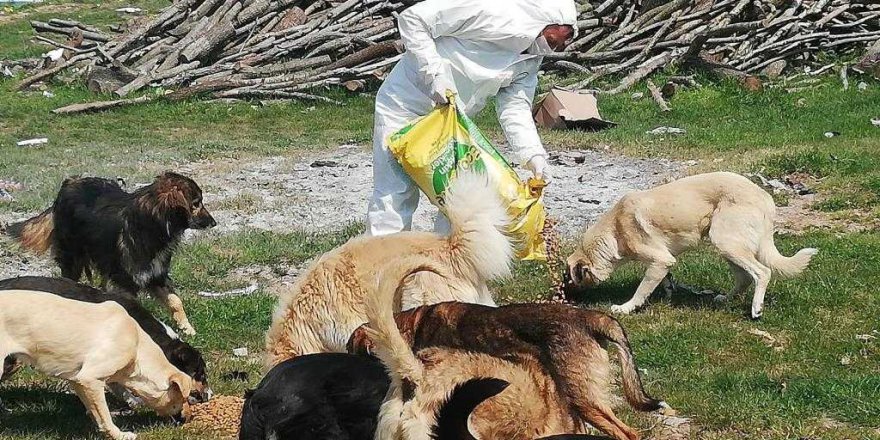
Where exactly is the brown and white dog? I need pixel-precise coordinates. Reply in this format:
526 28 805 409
362 258 588 440
264 171 513 368
349 287 664 440
566 172 817 319
0 290 195 440
4 172 216 335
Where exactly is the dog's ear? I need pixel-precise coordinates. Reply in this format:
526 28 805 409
169 373 193 403
158 185 189 210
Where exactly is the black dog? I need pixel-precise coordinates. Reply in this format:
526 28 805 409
239 353 390 440
6 172 216 335
0 276 210 401
239 353 510 440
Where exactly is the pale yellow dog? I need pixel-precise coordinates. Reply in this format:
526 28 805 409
264 171 513 368
0 290 195 440
567 172 817 319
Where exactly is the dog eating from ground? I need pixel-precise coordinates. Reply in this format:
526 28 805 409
348 289 664 440
264 171 513 368
362 258 584 440
566 172 818 319
4 172 216 335
0 276 210 402
239 353 390 440
0 289 195 440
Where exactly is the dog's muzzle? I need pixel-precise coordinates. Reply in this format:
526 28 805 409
171 413 187 426
189 387 213 404
191 213 217 229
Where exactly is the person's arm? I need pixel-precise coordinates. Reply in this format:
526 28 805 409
396 0 481 103
496 67 548 173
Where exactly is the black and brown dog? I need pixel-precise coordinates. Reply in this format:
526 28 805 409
348 302 666 440
239 352 510 440
0 276 210 402
4 172 215 335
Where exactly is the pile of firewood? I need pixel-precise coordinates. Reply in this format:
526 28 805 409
15 0 880 114
551 0 880 93
21 0 409 113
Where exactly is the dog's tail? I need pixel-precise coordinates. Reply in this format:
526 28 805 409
758 238 818 278
5 207 54 254
363 256 451 392
442 170 514 283
431 378 509 440
590 311 666 412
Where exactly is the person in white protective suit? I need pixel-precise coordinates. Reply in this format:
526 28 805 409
366 0 577 236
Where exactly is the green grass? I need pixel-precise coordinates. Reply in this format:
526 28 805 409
497 234 880 437
2 1 880 439
5 229 878 439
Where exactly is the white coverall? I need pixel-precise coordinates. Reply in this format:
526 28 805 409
367 0 578 236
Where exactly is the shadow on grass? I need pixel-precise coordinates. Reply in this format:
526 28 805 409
0 384 172 439
564 272 736 313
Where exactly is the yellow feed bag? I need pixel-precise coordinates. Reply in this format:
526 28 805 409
387 98 548 261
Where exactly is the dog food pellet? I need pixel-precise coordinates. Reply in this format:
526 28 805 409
188 395 244 437
541 217 566 303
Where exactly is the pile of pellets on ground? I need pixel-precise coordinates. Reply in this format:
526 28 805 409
188 395 244 437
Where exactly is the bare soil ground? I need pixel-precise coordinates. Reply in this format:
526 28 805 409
184 145 683 238
1 145 845 282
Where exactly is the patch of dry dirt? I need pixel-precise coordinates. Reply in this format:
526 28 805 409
1 144 684 279
776 193 877 235
181 145 684 239
8 145 857 282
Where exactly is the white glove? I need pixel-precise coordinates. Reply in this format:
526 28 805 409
430 73 456 106
525 155 550 182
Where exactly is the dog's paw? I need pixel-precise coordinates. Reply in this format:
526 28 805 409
610 304 634 315
180 325 197 337
110 431 137 440
750 309 763 320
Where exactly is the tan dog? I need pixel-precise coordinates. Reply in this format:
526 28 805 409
347 300 665 440
363 258 578 440
567 172 817 319
0 290 195 440
264 171 513 367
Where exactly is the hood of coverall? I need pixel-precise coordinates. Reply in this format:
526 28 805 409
445 0 578 55
433 0 578 112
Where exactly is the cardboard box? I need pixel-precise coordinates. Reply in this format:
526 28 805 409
533 88 616 131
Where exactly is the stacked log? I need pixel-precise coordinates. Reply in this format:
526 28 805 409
552 0 880 92
16 0 880 113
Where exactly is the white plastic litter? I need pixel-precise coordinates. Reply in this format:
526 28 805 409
232 347 249 357
197 283 258 298
115 7 143 13
43 48 64 62
646 126 686 135
16 138 48 147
